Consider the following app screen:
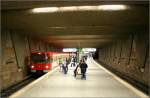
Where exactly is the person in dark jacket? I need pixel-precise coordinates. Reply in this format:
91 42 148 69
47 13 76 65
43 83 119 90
74 64 79 77
74 60 82 77
80 60 88 79
62 63 67 74
71 56 77 67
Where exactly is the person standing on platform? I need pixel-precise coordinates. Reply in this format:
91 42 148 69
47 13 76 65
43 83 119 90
62 59 67 74
71 56 76 67
80 60 88 79
74 60 82 77
59 59 63 72
65 58 69 73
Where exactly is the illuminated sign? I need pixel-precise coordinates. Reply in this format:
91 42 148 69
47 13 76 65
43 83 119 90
82 48 96 52
63 48 77 52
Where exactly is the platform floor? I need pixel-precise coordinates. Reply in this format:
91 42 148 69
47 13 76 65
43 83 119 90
10 58 147 98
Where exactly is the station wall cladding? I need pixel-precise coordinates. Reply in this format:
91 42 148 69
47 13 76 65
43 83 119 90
1 30 61 90
98 32 149 93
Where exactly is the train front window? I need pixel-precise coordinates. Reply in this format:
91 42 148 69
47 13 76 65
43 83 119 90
31 54 48 63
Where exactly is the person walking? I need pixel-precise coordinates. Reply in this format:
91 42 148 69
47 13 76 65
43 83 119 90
74 60 82 77
62 59 67 74
71 56 76 67
65 58 69 73
80 60 88 79
59 60 63 72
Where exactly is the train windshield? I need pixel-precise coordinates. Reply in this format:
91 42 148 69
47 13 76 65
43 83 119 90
31 54 48 63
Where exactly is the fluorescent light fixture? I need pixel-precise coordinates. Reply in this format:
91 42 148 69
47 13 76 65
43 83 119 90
32 7 59 13
98 5 127 11
82 48 96 52
63 48 77 52
78 6 97 11
32 5 127 13
59 6 77 11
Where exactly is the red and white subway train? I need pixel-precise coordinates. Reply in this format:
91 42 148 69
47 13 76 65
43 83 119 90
30 52 70 73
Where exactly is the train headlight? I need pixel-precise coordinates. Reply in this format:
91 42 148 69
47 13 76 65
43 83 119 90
31 66 34 68
46 66 49 69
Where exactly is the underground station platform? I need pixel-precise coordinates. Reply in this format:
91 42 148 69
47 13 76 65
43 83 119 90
9 58 148 98
1 1 149 98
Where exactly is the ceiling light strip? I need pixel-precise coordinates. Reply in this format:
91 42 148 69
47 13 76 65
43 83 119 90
32 5 128 13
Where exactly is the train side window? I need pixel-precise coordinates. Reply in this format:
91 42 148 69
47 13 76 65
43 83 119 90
50 56 53 62
48 56 52 63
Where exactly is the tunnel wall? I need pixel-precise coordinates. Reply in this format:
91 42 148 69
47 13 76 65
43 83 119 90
1 30 61 90
0 30 2 91
98 32 149 88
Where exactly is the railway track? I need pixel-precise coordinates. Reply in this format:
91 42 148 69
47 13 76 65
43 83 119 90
1 74 43 98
